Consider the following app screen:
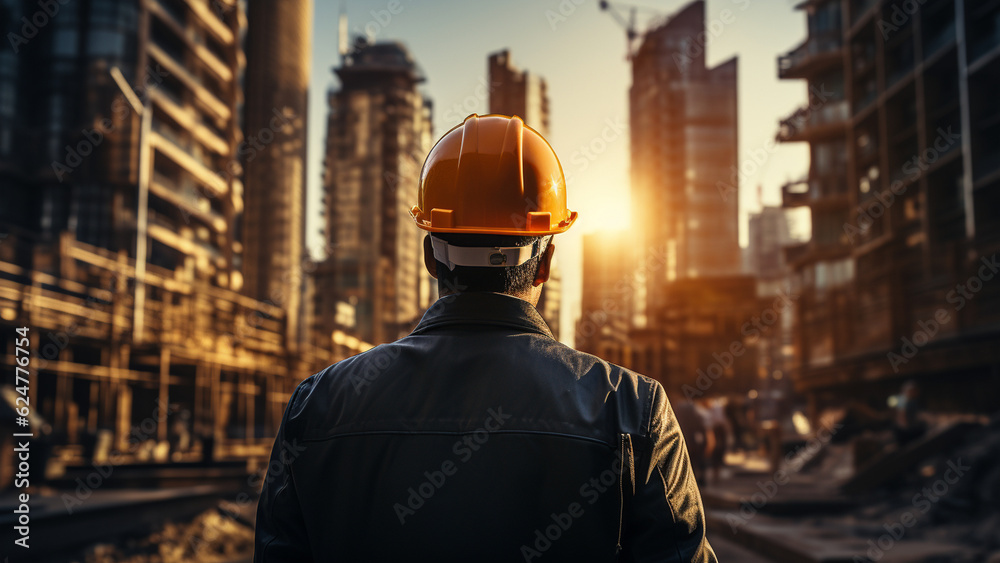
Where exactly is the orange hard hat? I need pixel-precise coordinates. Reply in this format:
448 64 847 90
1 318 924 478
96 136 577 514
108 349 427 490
410 114 577 236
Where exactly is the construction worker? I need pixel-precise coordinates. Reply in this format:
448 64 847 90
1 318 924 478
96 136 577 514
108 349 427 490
254 114 716 562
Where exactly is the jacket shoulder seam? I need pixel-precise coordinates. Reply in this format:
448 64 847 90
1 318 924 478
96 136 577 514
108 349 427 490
261 382 308 560
261 474 293 559
645 381 657 437
654 462 686 561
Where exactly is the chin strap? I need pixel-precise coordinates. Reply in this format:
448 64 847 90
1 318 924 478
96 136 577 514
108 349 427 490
431 236 550 271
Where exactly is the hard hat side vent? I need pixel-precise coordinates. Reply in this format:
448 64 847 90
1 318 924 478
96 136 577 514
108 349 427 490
526 212 551 232
430 208 454 228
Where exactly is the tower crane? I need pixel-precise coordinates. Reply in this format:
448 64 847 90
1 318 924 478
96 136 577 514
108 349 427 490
597 1 666 60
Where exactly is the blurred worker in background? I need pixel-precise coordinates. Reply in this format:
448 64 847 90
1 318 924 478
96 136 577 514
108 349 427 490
893 380 926 446
673 397 709 487
704 397 730 485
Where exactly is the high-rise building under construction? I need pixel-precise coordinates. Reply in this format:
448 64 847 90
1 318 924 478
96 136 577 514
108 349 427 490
777 0 1000 412
314 39 434 346
630 0 740 293
0 0 318 474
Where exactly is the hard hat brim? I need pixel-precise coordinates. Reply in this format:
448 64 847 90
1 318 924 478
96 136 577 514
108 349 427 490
412 210 577 236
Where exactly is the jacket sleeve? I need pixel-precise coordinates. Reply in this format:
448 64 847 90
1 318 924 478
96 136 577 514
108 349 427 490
253 382 313 563
622 382 717 562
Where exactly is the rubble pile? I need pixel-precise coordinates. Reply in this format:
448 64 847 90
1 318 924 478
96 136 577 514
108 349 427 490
74 504 254 563
846 414 1000 561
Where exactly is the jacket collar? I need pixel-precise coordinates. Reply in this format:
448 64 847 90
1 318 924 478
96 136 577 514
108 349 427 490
411 292 554 339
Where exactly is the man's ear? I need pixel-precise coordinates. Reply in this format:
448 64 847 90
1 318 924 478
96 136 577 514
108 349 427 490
423 235 438 279
532 241 555 287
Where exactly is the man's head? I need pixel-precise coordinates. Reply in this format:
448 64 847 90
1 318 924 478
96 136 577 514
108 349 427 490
409 114 576 304
422 233 555 305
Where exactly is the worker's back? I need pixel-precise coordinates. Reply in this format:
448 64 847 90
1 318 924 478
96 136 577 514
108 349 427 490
255 114 715 562
254 292 715 562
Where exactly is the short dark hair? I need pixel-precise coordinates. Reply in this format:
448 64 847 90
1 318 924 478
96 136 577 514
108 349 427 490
430 233 547 295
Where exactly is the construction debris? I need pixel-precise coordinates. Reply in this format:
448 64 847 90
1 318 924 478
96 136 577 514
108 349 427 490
73 504 254 563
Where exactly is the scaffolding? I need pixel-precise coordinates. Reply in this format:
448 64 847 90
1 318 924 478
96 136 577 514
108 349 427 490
0 230 347 475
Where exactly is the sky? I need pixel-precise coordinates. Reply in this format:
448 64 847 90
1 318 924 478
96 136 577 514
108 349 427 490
305 0 812 345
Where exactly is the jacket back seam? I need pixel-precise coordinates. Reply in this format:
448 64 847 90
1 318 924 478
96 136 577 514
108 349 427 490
299 428 616 448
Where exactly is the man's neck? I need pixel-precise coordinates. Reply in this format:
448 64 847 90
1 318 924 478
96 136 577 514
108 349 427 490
438 288 540 307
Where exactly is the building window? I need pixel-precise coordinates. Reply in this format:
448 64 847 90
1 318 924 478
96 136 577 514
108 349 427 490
53 29 78 57
87 30 125 57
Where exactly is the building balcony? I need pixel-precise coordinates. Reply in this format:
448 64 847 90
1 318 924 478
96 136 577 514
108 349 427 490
150 171 228 232
191 40 233 83
148 43 231 123
783 239 851 268
151 89 230 156
151 0 187 26
776 99 849 142
778 32 842 79
149 0 234 84
149 130 228 196
181 0 235 44
782 181 810 207
782 176 849 208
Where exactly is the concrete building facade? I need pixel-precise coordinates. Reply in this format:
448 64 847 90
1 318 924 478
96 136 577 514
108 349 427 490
748 206 799 395
315 40 434 346
630 0 740 298
576 231 635 365
0 0 337 480
578 1 756 398
488 49 550 135
242 0 312 350
778 0 1000 412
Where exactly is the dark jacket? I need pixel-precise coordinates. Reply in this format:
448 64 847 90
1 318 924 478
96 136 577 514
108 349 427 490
254 292 716 562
